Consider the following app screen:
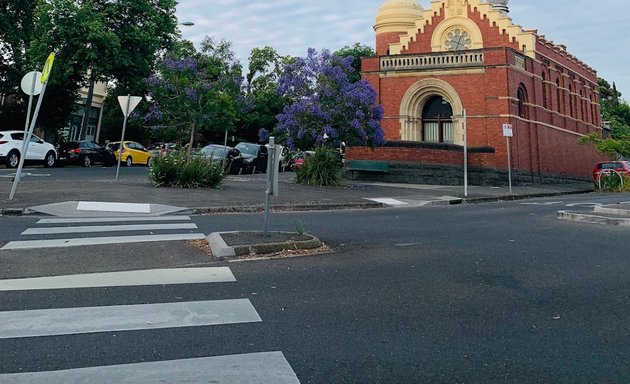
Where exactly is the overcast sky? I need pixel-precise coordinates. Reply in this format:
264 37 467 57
176 0 630 99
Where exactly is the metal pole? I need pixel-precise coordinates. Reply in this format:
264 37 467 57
9 74 46 200
263 137 275 235
115 95 131 181
506 136 513 194
463 109 468 197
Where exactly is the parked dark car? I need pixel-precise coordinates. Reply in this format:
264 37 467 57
235 142 268 173
57 140 116 167
197 144 244 174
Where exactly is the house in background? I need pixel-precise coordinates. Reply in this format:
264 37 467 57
62 81 107 142
351 0 606 185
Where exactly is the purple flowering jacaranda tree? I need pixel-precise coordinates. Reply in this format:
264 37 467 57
271 48 385 150
145 37 244 155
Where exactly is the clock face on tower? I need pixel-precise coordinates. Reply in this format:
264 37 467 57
445 29 472 51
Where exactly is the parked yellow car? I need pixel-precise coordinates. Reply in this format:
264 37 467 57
105 141 152 167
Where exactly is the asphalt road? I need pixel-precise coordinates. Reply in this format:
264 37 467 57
1 193 629 383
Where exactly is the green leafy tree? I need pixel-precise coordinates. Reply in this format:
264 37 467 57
333 43 375 84
145 37 245 155
239 46 288 142
580 78 630 159
9 0 179 138
0 0 42 130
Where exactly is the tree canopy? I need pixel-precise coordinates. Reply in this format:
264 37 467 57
144 37 245 153
580 79 630 159
269 48 384 150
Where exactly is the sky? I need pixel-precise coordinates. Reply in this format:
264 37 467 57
176 0 630 99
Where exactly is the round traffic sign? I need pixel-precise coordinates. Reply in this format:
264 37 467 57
20 71 43 96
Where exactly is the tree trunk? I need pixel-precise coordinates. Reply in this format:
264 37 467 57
187 121 196 158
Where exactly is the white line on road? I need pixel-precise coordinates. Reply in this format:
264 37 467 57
1 233 207 250
0 298 261 339
0 352 300 384
37 216 192 224
21 223 198 235
77 201 151 213
0 267 236 291
365 197 409 206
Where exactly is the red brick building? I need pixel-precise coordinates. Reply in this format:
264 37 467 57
351 0 605 185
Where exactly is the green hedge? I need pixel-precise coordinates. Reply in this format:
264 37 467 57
596 173 630 192
148 151 226 188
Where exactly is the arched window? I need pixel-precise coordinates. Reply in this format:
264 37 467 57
517 85 528 118
556 79 562 114
542 71 548 108
422 96 454 143
568 84 574 116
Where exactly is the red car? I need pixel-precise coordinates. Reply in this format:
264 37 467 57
592 161 630 184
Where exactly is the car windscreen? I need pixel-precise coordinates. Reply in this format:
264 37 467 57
201 146 228 157
235 143 258 156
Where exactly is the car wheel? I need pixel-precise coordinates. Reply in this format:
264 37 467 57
82 156 92 167
5 151 19 168
251 165 256 174
146 157 151 167
44 151 56 168
126 156 133 167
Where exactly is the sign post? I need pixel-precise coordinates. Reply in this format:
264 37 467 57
9 53 54 200
115 95 142 181
462 109 468 197
262 137 283 235
502 123 513 194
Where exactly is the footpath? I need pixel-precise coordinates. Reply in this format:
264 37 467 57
0 171 595 217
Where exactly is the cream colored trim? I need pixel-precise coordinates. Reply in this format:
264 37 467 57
379 68 484 78
431 17 483 51
397 78 464 144
389 0 537 58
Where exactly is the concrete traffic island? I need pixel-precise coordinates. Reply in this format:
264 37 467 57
557 202 630 227
207 231 324 260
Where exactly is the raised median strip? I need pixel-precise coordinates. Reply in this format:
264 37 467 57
556 210 630 226
207 231 323 260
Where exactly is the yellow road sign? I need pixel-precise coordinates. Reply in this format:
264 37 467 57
40 53 55 84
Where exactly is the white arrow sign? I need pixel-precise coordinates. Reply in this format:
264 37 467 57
118 95 142 117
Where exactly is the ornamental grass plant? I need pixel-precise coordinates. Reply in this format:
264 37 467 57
148 151 226 189
294 147 343 186
596 173 630 192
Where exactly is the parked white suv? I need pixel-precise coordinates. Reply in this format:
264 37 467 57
0 130 57 168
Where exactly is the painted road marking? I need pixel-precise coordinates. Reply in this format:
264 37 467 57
365 197 409 206
76 201 151 213
0 298 261 339
0 352 300 384
0 267 235 291
37 215 191 224
1 233 206 250
21 223 198 235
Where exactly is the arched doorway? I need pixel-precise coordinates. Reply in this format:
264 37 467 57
422 96 454 143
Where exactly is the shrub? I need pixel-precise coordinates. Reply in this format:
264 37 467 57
294 147 343 186
148 151 226 188
596 173 630 192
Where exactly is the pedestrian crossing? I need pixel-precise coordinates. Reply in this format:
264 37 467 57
1 215 206 250
0 267 301 383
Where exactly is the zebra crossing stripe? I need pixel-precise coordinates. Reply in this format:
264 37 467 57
37 216 192 224
0 267 236 291
0 351 300 384
21 223 198 235
0 299 261 339
1 233 207 250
